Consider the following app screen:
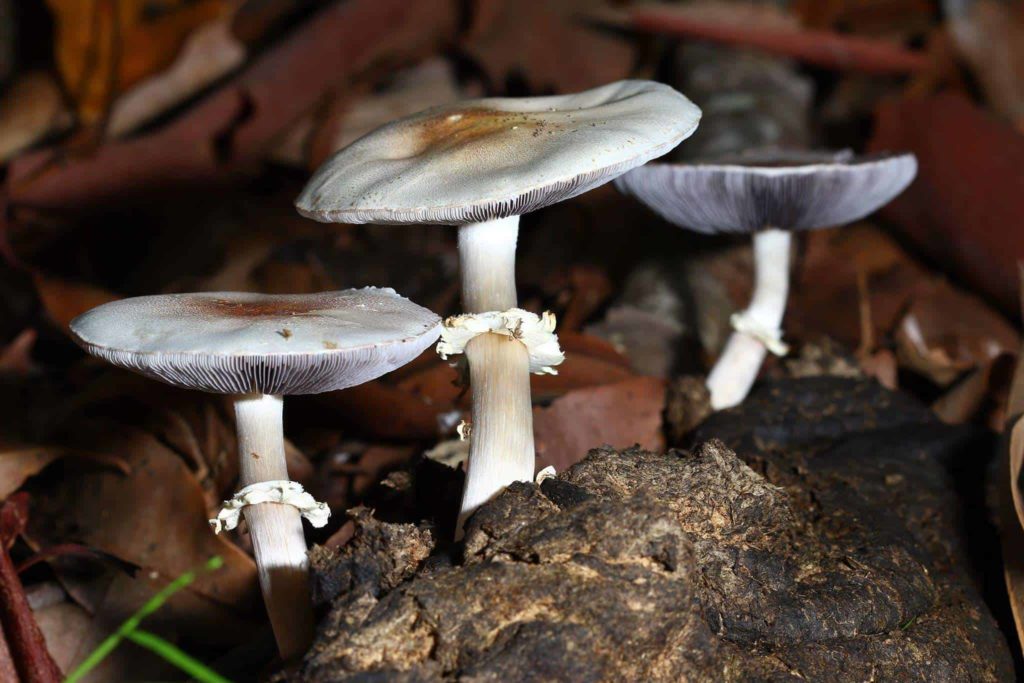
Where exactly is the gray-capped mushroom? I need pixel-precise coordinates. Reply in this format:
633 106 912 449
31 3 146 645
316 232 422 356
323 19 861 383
296 80 702 532
615 149 917 409
69 288 440 659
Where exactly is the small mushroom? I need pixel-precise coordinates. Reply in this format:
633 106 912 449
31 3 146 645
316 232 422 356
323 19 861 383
69 288 440 658
296 80 701 531
615 149 917 410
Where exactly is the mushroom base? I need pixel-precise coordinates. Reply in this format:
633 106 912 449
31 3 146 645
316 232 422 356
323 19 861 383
458 332 535 534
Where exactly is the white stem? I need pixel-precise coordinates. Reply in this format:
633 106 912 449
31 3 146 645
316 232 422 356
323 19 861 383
457 216 535 534
706 228 792 410
458 216 519 312
234 394 313 660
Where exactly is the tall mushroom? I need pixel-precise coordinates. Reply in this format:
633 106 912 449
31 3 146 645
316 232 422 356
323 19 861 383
614 149 917 410
295 80 701 530
69 288 440 659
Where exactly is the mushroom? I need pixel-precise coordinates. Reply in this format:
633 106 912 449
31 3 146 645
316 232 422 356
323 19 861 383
68 288 440 658
614 149 917 409
295 80 701 530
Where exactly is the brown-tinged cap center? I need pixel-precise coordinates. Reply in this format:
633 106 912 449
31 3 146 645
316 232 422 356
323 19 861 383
409 107 563 156
188 297 324 318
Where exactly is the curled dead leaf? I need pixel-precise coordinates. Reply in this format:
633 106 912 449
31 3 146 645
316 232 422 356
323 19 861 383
533 376 666 472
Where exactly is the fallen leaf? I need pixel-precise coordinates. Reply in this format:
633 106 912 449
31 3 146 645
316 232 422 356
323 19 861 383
1001 402 1024 660
869 92 1024 316
895 280 1019 386
945 0 1024 129
463 0 634 93
107 16 246 137
533 376 666 472
46 0 233 124
0 444 128 500
859 349 899 391
933 353 1015 428
34 600 130 681
790 224 930 348
25 419 259 646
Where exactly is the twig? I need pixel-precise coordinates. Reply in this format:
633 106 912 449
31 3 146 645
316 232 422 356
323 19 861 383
595 3 929 75
0 621 19 683
0 494 62 683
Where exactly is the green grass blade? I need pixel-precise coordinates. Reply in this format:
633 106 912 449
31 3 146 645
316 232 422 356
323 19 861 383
64 556 225 683
125 629 232 683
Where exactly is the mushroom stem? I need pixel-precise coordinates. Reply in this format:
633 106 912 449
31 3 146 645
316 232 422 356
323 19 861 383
457 216 535 532
233 393 314 660
706 228 792 410
458 216 519 311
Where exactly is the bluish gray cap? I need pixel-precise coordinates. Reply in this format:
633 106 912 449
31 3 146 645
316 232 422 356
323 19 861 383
69 288 441 395
295 80 701 226
614 149 917 234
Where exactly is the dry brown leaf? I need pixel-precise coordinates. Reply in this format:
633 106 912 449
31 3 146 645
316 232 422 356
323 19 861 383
789 224 931 348
25 419 259 645
0 72 71 163
107 16 245 137
0 444 127 500
463 0 634 93
1002 410 1024 658
895 279 1019 387
33 273 120 331
869 93 1024 316
46 0 233 124
34 600 128 681
946 0 1024 129
858 348 899 391
932 353 1015 428
533 376 666 472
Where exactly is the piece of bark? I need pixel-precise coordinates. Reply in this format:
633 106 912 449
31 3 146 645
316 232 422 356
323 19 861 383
664 375 712 446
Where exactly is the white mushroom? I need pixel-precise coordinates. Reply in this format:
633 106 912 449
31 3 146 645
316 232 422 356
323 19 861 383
296 80 701 532
69 288 440 659
615 149 918 410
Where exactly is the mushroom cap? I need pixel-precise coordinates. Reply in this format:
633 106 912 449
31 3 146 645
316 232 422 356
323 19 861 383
295 80 701 225
69 288 441 395
614 150 918 234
